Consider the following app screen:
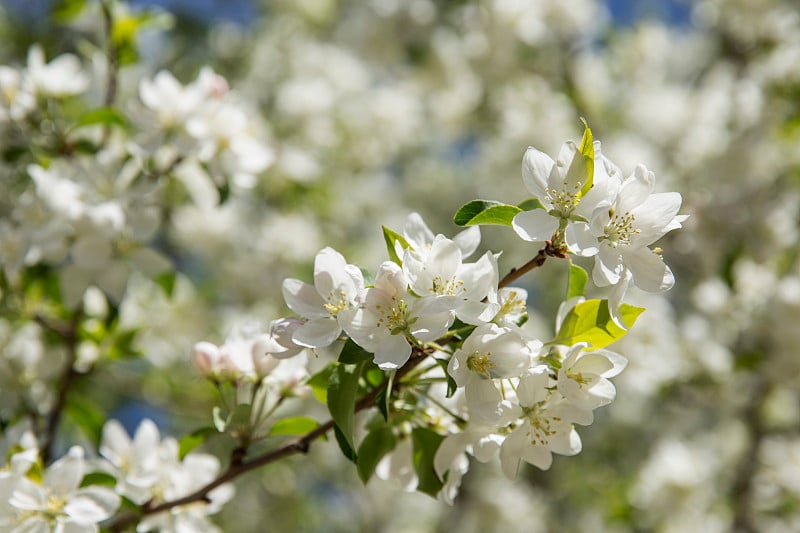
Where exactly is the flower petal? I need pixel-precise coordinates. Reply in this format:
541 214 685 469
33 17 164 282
512 209 558 243
626 247 675 292
291 317 341 348
521 146 554 199
281 279 327 319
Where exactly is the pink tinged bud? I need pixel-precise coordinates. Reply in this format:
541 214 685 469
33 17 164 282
191 341 220 376
252 348 280 377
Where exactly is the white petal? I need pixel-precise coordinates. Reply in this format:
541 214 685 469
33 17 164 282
403 212 435 249
617 164 655 213
45 447 84 496
314 247 360 301
11 516 50 533
520 146 554 199
499 428 527 479
65 486 120 523
608 271 632 328
128 248 172 276
565 222 599 257
433 432 471 479
281 279 327 319
96 261 129 304
626 247 675 292
100 420 130 466
592 245 623 287
9 477 46 511
410 309 454 342
556 140 586 192
372 334 412 370
630 192 683 245
373 261 407 298
291 317 341 348
456 301 499 325
512 209 558 243
453 226 481 258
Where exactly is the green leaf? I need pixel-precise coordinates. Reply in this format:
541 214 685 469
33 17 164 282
338 338 374 364
412 427 445 497
577 119 595 198
306 364 335 404
178 427 217 459
383 225 410 265
517 197 546 211
268 416 319 437
52 0 86 21
375 370 394 421
79 471 117 488
327 362 364 457
333 424 357 463
356 424 397 483
65 396 105 446
551 299 645 349
453 200 523 227
75 108 129 130
154 271 176 298
434 357 457 398
566 263 588 300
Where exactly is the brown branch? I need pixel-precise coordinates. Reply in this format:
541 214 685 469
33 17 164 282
106 349 429 532
730 379 767 533
100 0 118 108
498 242 566 289
37 310 83 464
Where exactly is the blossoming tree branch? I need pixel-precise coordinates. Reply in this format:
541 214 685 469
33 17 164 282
0 5 686 531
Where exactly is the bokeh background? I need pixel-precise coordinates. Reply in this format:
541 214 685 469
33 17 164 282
2 0 800 531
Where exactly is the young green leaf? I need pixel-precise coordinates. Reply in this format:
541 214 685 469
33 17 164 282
79 472 117 488
338 338 374 364
268 416 320 437
75 108 129 130
517 197 546 211
356 424 397 483
178 427 217 459
306 363 336 404
412 427 446 497
433 357 458 398
382 225 410 265
453 200 522 227
577 120 595 198
566 263 588 300
154 271 177 298
375 370 394 421
552 299 645 349
327 362 364 457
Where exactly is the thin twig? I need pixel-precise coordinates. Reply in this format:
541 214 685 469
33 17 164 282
498 242 565 289
730 379 767 533
106 349 429 531
100 0 118 108
38 310 83 464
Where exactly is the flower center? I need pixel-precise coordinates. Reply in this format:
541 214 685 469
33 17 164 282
466 351 496 378
603 208 640 247
498 290 526 319
430 275 465 296
546 180 582 217
566 370 591 385
524 410 564 446
375 299 416 335
323 290 350 317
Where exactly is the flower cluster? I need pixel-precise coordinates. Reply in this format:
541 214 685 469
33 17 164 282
185 130 684 503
